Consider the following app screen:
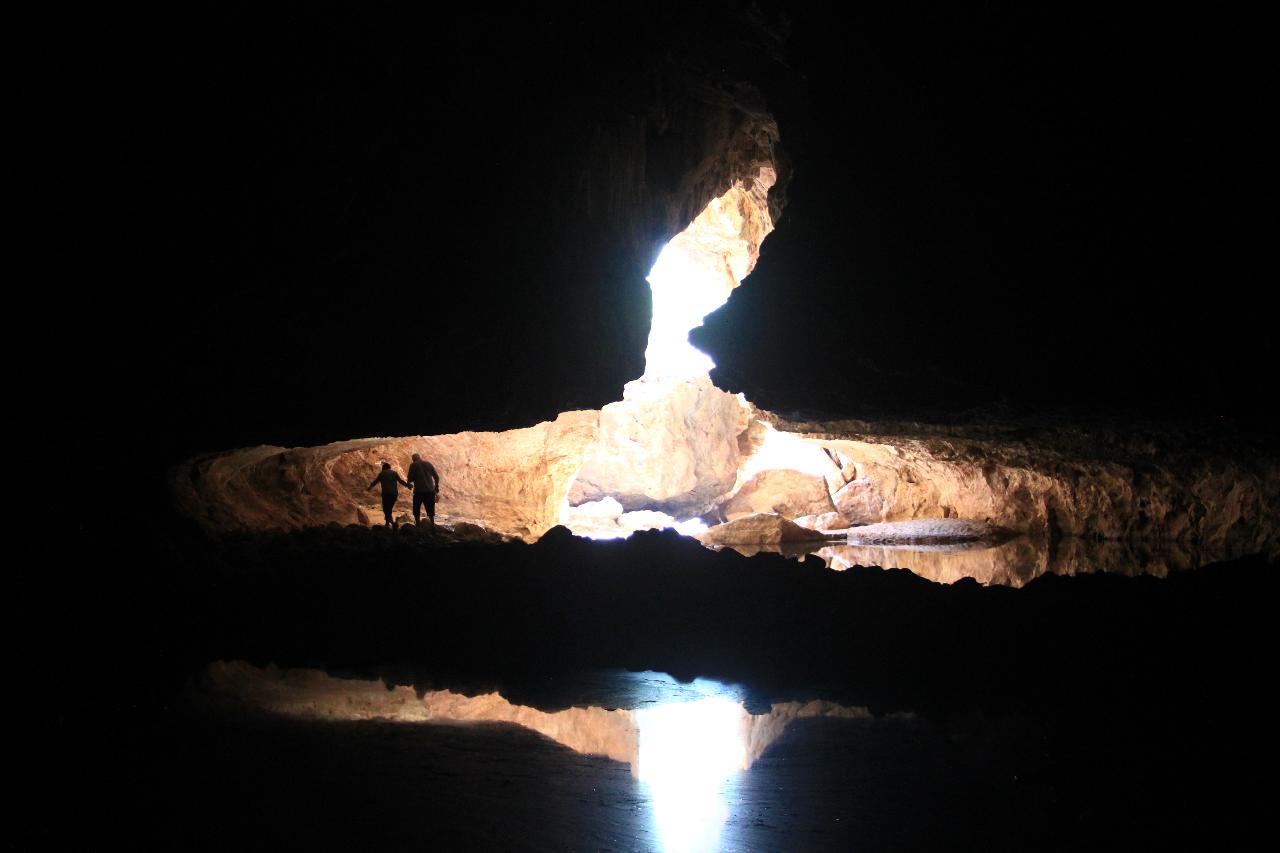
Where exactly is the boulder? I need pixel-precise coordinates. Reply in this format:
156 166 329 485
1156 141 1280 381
793 511 848 531
721 469 835 521
696 512 829 546
833 477 887 525
568 376 750 515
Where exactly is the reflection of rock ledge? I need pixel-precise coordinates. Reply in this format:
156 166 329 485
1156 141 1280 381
199 661 867 775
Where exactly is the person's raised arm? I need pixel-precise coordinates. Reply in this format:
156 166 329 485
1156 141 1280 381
368 475 378 491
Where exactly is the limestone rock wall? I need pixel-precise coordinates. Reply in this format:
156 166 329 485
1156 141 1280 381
171 410 599 541
171 406 1278 559
770 416 1279 554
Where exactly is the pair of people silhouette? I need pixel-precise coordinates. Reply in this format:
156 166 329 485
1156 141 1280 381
367 453 440 528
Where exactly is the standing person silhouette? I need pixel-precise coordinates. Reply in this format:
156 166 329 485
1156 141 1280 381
407 452 441 527
367 462 410 528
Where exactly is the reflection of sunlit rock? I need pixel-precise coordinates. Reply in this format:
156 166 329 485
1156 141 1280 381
814 532 1262 587
818 538 1048 586
203 661 641 765
200 660 880 853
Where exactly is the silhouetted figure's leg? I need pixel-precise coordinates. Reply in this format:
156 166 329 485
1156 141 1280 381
382 494 395 527
413 490 424 524
426 492 435 526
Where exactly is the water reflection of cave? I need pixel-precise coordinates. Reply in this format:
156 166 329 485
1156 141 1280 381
204 662 866 853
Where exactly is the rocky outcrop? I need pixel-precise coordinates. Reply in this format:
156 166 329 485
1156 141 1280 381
722 469 835 521
793 511 848 531
171 406 1279 562
696 513 832 547
764 414 1280 555
567 376 751 516
832 477 887 525
171 410 599 541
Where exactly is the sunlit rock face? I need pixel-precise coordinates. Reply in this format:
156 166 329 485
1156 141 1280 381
567 376 751 516
833 477 887 525
722 469 835 521
793 511 849 531
766 414 1280 555
171 410 599 541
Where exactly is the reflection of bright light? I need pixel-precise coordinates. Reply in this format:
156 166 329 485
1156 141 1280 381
637 697 747 853
643 241 731 383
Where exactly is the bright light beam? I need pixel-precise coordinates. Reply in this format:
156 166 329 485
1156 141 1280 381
642 241 730 383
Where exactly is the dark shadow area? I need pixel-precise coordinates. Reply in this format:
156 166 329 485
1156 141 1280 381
85 522 1274 850
694 6 1275 424
113 524 1275 715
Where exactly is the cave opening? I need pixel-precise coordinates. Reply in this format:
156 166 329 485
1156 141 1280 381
555 167 840 541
